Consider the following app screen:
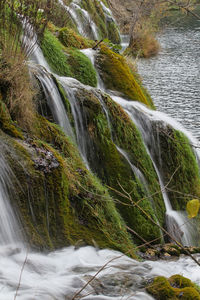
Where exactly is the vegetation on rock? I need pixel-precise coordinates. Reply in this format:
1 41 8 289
96 44 154 108
146 275 200 299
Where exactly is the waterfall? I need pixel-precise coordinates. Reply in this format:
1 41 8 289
78 47 197 245
57 76 91 169
80 48 105 90
24 15 198 247
58 0 99 40
0 143 22 245
30 64 74 139
112 96 198 246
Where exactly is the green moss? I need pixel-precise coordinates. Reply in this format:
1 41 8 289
96 45 154 108
0 96 23 139
147 276 177 300
169 275 195 289
67 49 97 87
0 120 136 255
146 275 200 300
158 128 200 210
67 87 164 243
102 95 165 227
40 30 72 76
41 30 97 87
107 21 121 44
58 27 95 49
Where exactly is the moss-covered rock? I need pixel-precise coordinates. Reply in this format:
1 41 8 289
58 27 95 49
79 0 120 43
158 127 200 210
41 30 72 76
96 45 154 108
0 96 23 139
58 85 164 243
146 275 200 300
147 276 177 299
41 30 97 87
0 123 136 255
66 49 97 87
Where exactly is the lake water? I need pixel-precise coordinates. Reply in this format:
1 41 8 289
138 17 200 141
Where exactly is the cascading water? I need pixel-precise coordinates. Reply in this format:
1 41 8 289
0 144 22 245
58 0 99 40
112 96 198 246
30 64 74 139
79 46 198 245
57 76 91 169
2 7 200 299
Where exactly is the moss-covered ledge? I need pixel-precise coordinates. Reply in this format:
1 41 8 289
60 86 164 243
158 126 200 210
0 126 136 256
96 44 154 108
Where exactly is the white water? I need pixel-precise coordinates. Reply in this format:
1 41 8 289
81 48 106 90
0 147 22 245
79 46 198 245
58 0 99 40
2 244 200 300
112 96 198 245
31 64 74 139
58 76 91 169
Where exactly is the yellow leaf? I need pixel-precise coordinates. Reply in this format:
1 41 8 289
186 199 200 219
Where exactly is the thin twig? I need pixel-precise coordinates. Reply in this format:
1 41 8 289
14 247 29 300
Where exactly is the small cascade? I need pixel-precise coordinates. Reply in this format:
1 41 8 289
0 143 22 245
30 64 74 139
80 48 105 90
57 76 91 169
24 24 75 139
116 146 148 190
58 0 99 40
120 34 130 51
112 96 198 246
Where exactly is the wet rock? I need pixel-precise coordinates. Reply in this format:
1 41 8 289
84 272 143 297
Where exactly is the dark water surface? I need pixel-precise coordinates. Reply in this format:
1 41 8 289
138 17 200 140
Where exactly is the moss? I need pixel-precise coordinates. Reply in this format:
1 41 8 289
107 21 121 44
66 49 97 87
41 30 97 87
96 45 154 108
65 87 164 243
58 27 95 49
102 95 165 228
178 287 200 300
40 30 72 76
0 121 136 255
146 276 177 300
158 127 200 210
146 275 200 300
80 0 119 43
0 95 23 139
169 275 195 289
